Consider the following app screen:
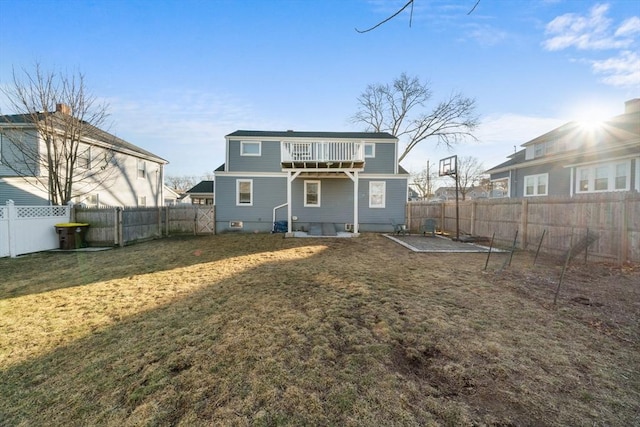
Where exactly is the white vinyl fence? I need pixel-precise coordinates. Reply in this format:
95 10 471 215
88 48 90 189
0 201 71 258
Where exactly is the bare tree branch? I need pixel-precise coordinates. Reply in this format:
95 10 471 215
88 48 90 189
468 0 481 15
355 0 414 33
453 155 485 200
0 64 117 205
356 0 481 33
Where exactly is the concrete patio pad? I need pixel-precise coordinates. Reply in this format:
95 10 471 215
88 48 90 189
385 234 505 253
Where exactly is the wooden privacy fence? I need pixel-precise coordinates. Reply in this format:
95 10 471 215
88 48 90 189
75 205 215 247
407 192 640 264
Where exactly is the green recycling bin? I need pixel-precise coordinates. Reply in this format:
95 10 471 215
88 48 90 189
54 223 90 250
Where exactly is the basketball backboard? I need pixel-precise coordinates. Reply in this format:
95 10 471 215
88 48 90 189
439 155 457 176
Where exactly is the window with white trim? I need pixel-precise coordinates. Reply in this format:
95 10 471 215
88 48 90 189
304 180 320 207
240 141 261 156
524 173 548 196
138 195 147 207
369 181 386 208
137 159 146 179
236 179 253 205
364 143 375 158
576 161 630 193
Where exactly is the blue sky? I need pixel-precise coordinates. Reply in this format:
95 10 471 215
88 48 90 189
1 0 638 178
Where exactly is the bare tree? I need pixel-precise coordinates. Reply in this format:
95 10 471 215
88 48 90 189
165 175 198 193
453 155 485 200
410 160 440 199
0 64 116 205
352 73 479 163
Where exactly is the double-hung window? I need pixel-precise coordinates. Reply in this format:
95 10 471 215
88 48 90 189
236 179 253 205
137 159 146 179
78 146 91 170
576 161 630 193
304 180 320 207
369 181 386 208
524 173 548 196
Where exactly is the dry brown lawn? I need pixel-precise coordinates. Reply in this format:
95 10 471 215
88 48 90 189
1 233 638 426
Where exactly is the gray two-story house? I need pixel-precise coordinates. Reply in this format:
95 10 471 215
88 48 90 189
214 130 409 235
486 99 640 198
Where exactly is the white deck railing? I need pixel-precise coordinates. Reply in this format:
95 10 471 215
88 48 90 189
281 141 364 163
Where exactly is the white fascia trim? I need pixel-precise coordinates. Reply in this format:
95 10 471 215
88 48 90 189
359 173 408 179
564 153 639 168
214 171 287 178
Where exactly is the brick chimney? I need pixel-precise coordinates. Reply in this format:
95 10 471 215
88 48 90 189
55 103 71 115
625 98 640 114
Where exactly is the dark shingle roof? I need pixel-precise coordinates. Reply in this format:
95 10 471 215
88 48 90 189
485 150 526 173
1 111 167 163
186 180 214 194
226 130 397 140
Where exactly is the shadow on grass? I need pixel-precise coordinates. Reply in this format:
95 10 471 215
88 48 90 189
0 233 303 300
2 233 638 426
0 238 448 426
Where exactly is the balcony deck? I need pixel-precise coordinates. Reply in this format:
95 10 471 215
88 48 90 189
281 141 365 171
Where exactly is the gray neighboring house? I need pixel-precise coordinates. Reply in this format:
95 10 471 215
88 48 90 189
214 130 409 235
486 99 640 198
0 104 168 206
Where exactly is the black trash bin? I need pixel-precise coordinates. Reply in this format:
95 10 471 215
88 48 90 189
54 223 90 249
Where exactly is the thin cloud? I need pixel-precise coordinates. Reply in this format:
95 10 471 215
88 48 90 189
591 50 640 87
615 16 640 37
542 3 639 88
543 3 633 51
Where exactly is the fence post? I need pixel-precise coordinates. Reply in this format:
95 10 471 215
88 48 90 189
520 199 528 250
470 201 477 236
7 200 17 258
116 207 124 247
69 201 76 223
619 193 629 265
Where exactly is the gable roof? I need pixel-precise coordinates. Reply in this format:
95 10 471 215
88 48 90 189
226 130 397 140
1 111 167 164
186 180 214 194
485 102 640 174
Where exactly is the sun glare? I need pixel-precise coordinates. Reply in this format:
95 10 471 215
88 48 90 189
568 102 613 133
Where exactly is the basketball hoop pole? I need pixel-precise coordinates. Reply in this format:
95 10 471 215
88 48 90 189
454 156 460 241
438 154 460 241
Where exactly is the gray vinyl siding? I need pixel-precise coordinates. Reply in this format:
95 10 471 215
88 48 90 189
511 161 570 197
358 178 407 232
214 174 287 233
291 178 354 224
0 180 49 205
363 142 396 174
215 174 407 233
0 130 39 176
227 140 281 172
